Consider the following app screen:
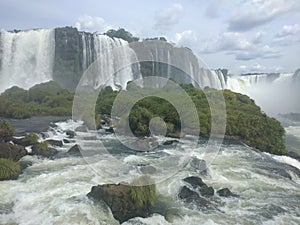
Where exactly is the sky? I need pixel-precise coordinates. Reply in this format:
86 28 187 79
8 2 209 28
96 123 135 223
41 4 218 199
0 0 299 74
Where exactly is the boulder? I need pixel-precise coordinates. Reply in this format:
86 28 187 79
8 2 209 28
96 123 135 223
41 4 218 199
88 182 156 223
217 188 239 198
0 143 27 161
12 133 39 147
31 142 58 157
67 144 82 155
63 139 70 143
183 176 214 197
47 139 63 147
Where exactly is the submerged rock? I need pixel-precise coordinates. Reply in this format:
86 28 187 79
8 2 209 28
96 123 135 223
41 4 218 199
162 140 179 145
0 143 27 161
217 188 239 198
188 157 207 175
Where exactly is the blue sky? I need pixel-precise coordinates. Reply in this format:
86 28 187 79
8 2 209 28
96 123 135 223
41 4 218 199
0 0 299 74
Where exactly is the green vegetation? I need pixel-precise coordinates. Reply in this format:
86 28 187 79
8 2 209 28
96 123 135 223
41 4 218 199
0 81 73 119
96 83 286 155
0 80 286 155
104 28 139 43
0 158 21 181
0 120 15 140
129 176 156 208
26 133 39 145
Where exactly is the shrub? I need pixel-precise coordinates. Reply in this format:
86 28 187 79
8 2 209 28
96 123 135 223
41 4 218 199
0 158 21 181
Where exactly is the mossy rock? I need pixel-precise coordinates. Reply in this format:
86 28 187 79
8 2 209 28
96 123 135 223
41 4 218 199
31 141 58 157
0 158 21 181
88 176 156 223
0 120 15 142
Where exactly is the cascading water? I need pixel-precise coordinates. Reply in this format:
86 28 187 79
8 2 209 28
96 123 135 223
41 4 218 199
81 33 141 90
0 29 55 93
226 72 299 115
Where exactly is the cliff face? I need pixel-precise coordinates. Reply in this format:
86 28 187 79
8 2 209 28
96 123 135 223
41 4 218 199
53 27 84 91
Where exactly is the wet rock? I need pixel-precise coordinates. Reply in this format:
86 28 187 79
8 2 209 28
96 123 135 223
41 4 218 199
178 186 210 206
217 188 239 198
105 127 114 133
65 130 76 138
63 139 70 143
31 142 58 157
162 140 179 145
183 176 214 197
88 182 155 223
19 160 33 171
67 144 82 155
47 139 63 147
0 143 27 161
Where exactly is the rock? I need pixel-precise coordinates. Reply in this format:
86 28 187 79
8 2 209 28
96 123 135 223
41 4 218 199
183 176 214 197
178 186 210 206
88 182 156 223
0 158 21 181
162 140 179 145
12 133 39 147
105 127 114 133
288 151 300 162
0 143 27 161
65 130 76 138
63 139 70 143
217 188 239 198
47 139 63 147
67 144 82 155
31 142 58 157
19 161 33 171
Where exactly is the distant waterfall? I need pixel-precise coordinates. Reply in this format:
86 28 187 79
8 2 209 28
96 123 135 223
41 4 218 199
0 29 55 92
80 33 141 90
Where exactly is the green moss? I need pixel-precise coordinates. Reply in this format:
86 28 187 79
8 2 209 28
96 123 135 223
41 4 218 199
35 141 49 151
129 176 156 208
0 158 21 181
26 133 39 145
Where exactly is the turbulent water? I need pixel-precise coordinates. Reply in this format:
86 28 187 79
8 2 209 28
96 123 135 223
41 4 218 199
0 119 299 225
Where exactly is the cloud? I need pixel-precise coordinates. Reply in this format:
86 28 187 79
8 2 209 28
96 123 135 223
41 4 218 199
201 32 281 61
228 0 297 31
273 24 300 45
153 3 184 34
239 63 283 73
174 30 198 48
75 15 113 33
276 24 300 37
202 32 251 53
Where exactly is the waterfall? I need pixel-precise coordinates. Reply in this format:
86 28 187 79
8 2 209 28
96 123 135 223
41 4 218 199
0 29 55 93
